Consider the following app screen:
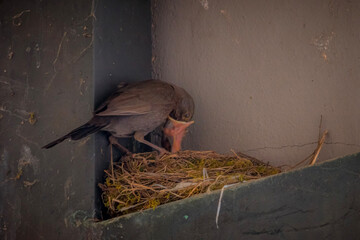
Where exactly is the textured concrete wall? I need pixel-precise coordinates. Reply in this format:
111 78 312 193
0 0 153 239
0 0 95 239
151 0 360 166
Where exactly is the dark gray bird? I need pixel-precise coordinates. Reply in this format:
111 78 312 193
42 79 194 154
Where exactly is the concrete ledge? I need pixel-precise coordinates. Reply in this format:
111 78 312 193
91 152 360 239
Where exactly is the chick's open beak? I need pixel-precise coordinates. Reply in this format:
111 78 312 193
163 116 194 153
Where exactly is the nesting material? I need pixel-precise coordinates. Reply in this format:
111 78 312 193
99 150 280 217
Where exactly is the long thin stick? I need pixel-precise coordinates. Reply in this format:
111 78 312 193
290 116 327 169
110 144 114 179
310 130 328 165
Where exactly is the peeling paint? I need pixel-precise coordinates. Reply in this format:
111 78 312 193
67 210 93 228
18 145 40 175
23 179 39 187
79 77 86 95
34 43 41 68
28 112 37 125
7 47 14 60
198 0 209 10
220 9 231 22
311 32 335 61
64 177 72 200
0 148 10 181
78 136 91 146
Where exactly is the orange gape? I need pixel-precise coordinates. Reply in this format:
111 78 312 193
163 117 194 153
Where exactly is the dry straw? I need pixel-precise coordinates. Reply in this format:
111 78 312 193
99 150 280 217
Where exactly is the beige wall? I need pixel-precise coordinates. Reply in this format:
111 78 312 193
151 0 360 166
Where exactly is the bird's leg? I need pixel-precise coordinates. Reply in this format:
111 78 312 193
133 132 169 155
108 136 131 155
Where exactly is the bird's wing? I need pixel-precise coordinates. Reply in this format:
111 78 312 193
95 80 175 116
94 83 128 114
95 91 151 116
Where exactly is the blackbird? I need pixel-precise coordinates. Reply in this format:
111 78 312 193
42 79 194 154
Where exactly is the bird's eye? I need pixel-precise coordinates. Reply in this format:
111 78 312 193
184 113 190 119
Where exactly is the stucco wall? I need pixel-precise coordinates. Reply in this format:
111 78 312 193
0 0 95 239
151 0 360 166
0 0 152 239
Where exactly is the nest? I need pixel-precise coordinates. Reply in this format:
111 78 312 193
99 150 280 217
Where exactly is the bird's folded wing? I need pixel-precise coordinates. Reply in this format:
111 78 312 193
95 93 152 116
94 80 175 116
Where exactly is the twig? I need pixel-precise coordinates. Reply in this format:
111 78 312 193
119 201 147 212
110 144 114 179
310 130 328 165
112 199 126 205
290 116 328 169
186 182 203 197
289 153 312 169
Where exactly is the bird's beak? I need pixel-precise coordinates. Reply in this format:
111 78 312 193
163 116 194 153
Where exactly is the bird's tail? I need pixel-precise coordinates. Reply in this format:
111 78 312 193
42 120 106 149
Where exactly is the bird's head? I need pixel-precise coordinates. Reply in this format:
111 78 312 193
172 87 195 122
163 86 195 153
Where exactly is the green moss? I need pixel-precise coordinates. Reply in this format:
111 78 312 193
238 174 244 182
148 198 160 210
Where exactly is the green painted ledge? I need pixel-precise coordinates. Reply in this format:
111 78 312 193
86 152 360 240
